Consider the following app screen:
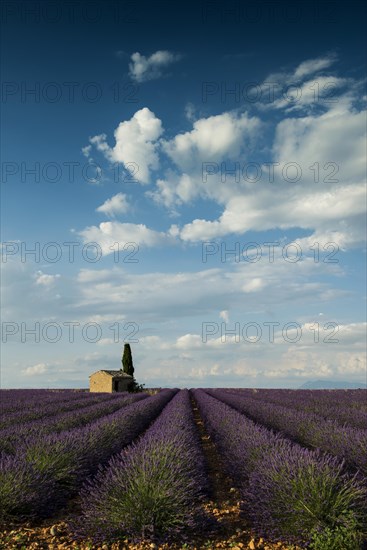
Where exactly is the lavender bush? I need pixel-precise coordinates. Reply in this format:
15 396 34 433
0 391 126 430
0 452 56 519
0 389 91 415
0 389 177 521
207 389 367 475
74 390 209 543
224 388 367 430
193 389 366 548
245 448 366 548
0 393 148 454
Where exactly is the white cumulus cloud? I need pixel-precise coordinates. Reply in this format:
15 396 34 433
23 363 48 376
162 111 261 172
96 193 129 217
129 50 182 82
79 221 172 253
220 310 229 323
88 108 163 184
34 271 60 287
293 54 337 79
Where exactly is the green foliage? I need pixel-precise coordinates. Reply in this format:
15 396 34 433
122 343 134 376
121 344 144 391
128 377 145 393
310 512 365 549
288 464 364 535
24 439 82 490
104 459 183 538
247 449 367 546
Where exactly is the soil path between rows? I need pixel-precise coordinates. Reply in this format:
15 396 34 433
190 395 249 541
188 393 295 550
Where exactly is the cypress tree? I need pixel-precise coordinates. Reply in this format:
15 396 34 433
122 343 134 376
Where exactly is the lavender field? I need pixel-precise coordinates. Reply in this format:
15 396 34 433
0 388 366 549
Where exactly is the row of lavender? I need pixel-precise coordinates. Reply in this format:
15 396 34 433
222 388 367 430
207 389 367 475
0 391 136 430
73 390 209 543
0 389 92 414
226 388 367 407
0 392 148 454
1 387 365 546
0 389 177 520
193 389 367 549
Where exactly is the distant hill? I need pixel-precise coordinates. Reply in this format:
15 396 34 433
299 379 367 389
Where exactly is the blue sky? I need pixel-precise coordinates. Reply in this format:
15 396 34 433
1 0 366 388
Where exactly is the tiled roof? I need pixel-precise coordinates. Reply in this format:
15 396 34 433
102 370 133 378
89 370 133 378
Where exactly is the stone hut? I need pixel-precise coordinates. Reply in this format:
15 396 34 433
89 370 133 393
